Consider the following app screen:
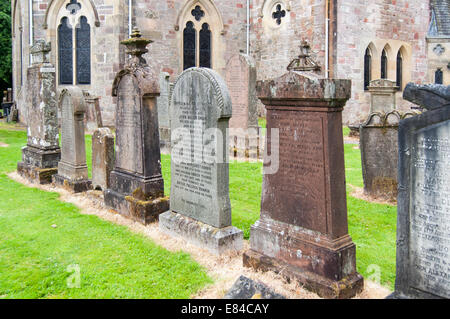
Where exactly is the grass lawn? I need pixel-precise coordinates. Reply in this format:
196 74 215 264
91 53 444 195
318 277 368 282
0 126 211 299
0 122 397 296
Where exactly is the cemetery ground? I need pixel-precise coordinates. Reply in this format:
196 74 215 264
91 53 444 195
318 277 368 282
0 121 395 299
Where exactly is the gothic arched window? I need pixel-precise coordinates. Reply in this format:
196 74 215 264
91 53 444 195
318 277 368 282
396 51 403 89
199 23 211 68
181 4 213 70
364 48 371 91
58 17 73 85
381 49 387 79
435 69 443 84
76 16 91 84
183 21 196 70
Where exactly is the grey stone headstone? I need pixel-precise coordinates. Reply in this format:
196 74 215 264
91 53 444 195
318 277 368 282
92 128 115 191
392 85 450 299
159 67 243 255
224 276 286 299
169 67 232 228
360 110 419 201
157 72 170 129
53 87 91 192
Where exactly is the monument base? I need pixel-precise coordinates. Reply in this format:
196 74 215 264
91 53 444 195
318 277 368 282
243 218 364 299
21 146 61 168
17 162 57 184
159 211 243 255
52 174 92 193
104 189 169 225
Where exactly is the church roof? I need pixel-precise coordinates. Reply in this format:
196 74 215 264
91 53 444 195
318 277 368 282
428 0 450 37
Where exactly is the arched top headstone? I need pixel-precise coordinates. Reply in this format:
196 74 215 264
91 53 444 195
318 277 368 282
59 86 87 115
172 67 232 120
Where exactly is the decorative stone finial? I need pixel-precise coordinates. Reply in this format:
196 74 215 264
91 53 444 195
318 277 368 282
30 40 51 65
121 27 153 67
287 41 321 72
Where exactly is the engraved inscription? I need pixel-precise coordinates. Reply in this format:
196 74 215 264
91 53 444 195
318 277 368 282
263 111 327 232
410 121 450 298
115 75 143 174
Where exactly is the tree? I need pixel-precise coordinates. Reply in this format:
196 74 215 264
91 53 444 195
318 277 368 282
0 0 11 100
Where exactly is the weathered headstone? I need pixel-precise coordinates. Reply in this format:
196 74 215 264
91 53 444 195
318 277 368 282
391 83 450 299
104 28 169 225
83 92 103 132
368 79 399 113
157 72 171 153
17 40 61 184
360 110 419 201
52 87 91 192
243 71 364 299
159 67 243 255
92 128 115 191
225 276 286 299
225 53 260 160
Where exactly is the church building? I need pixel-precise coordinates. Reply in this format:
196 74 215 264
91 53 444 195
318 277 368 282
11 0 450 126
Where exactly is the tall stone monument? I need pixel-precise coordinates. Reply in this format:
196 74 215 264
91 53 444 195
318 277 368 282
360 110 419 201
159 67 243 255
53 87 91 192
391 83 450 299
225 53 260 160
104 28 169 225
92 128 115 191
368 79 399 113
156 72 171 153
17 40 61 184
243 52 364 298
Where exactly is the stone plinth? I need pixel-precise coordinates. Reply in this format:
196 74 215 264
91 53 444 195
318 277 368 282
104 28 169 225
226 53 261 160
391 84 450 299
243 71 364 299
159 67 243 255
52 87 91 193
92 128 115 191
360 110 419 201
17 40 61 184
368 79 399 114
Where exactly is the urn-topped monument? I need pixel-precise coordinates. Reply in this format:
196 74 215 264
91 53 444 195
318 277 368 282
104 28 169 225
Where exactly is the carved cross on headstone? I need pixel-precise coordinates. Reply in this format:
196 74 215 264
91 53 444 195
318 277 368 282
191 5 205 22
66 0 81 15
272 4 286 25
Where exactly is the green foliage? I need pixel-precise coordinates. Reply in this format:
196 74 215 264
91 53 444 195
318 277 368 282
0 0 11 90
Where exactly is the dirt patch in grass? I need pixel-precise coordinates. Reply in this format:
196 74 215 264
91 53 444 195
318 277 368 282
9 171 392 299
349 184 397 206
0 142 8 147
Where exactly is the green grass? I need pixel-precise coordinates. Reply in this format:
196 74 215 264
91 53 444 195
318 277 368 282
0 124 397 295
0 128 211 299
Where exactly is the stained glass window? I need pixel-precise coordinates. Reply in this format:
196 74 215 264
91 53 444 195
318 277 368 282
76 16 91 84
364 48 371 91
199 23 211 68
58 17 73 85
396 51 402 89
183 21 196 70
381 49 387 79
435 69 443 84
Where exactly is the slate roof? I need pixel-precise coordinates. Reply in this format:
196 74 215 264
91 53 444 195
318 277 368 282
428 0 450 37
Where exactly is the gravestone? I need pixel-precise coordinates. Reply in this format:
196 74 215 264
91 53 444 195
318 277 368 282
243 71 364 299
360 110 419 201
17 40 61 184
83 92 103 132
226 53 260 160
368 79 399 113
92 128 115 191
225 276 286 299
391 83 450 299
159 67 243 255
52 87 91 193
104 28 169 225
157 72 171 153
